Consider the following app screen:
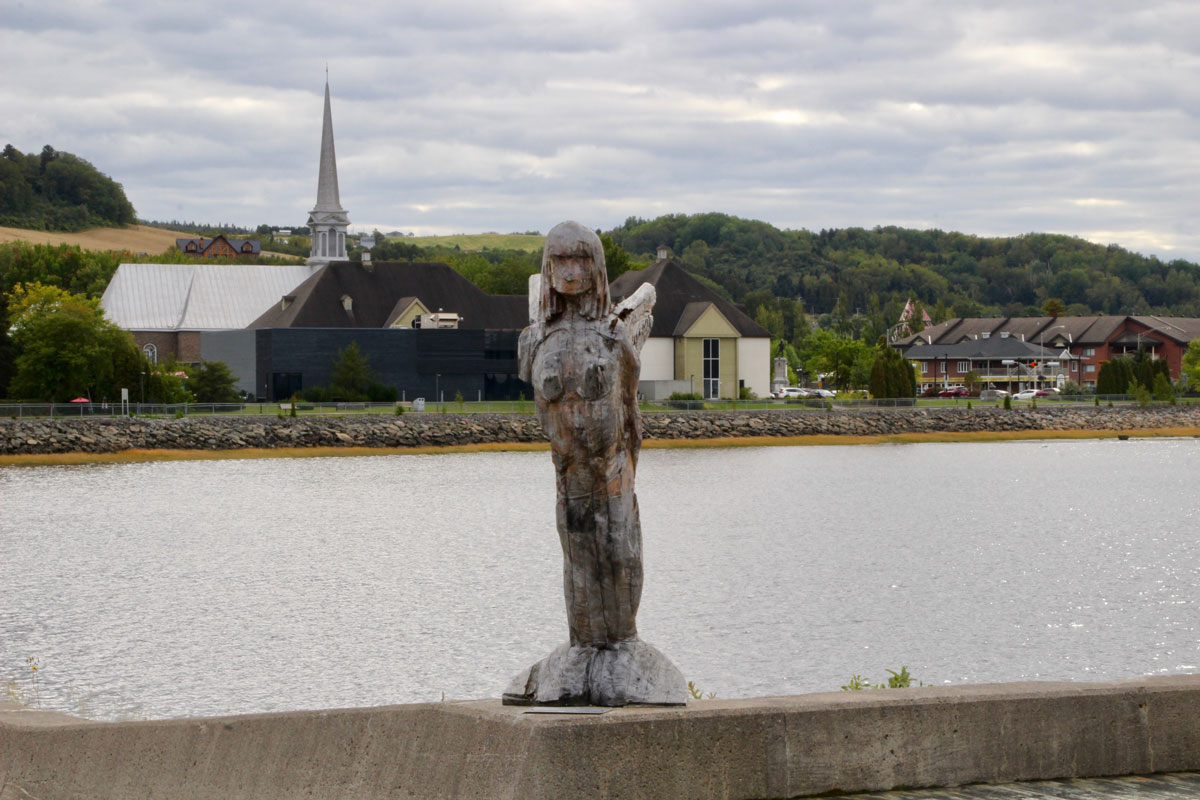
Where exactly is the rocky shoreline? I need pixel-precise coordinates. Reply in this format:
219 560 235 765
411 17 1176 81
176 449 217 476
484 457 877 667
2 405 1199 456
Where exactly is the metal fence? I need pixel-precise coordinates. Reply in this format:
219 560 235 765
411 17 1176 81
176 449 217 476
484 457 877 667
0 394 1174 419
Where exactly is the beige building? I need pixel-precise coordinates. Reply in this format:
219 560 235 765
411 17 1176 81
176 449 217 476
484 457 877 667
611 260 771 400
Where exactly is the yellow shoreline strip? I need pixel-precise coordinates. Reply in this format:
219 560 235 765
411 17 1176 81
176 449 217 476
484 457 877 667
1 427 1197 467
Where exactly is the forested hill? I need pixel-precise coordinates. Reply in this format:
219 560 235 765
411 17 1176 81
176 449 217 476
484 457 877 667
0 144 136 232
606 213 1200 322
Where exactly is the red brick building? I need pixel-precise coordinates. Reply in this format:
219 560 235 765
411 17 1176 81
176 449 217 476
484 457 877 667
897 316 1200 390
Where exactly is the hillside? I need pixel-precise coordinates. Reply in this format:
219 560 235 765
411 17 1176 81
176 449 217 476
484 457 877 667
606 214 1200 326
0 224 189 253
1 144 136 231
401 233 544 252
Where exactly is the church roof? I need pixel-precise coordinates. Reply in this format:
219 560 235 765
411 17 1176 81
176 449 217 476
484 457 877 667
100 263 318 331
609 259 770 338
248 261 527 330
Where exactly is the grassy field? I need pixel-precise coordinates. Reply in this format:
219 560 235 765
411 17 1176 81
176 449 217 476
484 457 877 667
0 224 303 261
0 224 193 253
402 233 545 252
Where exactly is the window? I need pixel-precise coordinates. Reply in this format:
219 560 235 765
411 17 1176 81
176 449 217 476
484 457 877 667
702 338 720 399
1084 347 1095 356
1085 364 1096 373
1071 361 1078 371
921 362 928 374
142 343 157 364
957 361 970 373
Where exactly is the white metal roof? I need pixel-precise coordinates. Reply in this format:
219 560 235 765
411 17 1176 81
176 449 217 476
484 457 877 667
100 263 319 331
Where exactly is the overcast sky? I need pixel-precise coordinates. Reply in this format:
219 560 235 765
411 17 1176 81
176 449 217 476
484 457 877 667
3 1 1198 260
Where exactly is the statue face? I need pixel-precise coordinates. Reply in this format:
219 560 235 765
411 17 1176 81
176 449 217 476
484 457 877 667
549 251 595 296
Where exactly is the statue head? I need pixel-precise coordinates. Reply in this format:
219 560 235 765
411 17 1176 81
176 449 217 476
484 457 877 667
539 221 609 321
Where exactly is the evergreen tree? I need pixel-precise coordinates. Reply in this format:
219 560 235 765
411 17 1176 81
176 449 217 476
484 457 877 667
868 339 916 398
330 342 373 399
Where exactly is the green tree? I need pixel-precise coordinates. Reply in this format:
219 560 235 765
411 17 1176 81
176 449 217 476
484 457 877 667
6 282 143 401
186 360 239 403
868 339 917 398
1183 340 1200 390
1096 358 1132 395
800 329 872 391
1152 372 1175 403
330 342 373 399
1041 297 1066 317
0 292 13 397
600 233 634 282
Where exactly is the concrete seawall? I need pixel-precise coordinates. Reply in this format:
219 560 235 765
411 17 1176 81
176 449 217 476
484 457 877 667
3 676 1199 799
2 405 1200 456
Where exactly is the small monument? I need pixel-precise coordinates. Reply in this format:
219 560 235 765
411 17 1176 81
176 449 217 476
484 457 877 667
503 221 687 707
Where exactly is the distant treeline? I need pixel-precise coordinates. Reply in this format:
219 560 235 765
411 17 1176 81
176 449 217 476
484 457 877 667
0 144 136 231
606 213 1200 321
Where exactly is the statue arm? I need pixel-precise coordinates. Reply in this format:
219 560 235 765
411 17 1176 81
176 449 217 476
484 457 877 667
519 273 543 383
518 325 539 384
612 283 655 352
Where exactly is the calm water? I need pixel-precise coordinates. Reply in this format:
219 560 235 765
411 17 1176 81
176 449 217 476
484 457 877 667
2 439 1198 719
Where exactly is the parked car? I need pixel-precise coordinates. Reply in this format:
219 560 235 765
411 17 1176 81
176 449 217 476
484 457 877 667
979 389 1010 401
774 387 808 399
1013 389 1049 400
810 388 835 398
938 386 970 398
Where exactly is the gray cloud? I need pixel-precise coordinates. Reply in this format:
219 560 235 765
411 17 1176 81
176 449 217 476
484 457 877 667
2 0 1197 260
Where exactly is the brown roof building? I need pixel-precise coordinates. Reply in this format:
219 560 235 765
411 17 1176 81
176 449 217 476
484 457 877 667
176 234 262 259
896 315 1200 388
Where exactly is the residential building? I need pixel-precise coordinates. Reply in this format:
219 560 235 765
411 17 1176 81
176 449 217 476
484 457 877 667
896 316 1200 388
175 234 261 259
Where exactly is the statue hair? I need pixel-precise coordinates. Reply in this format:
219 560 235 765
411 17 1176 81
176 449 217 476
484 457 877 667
539 221 610 321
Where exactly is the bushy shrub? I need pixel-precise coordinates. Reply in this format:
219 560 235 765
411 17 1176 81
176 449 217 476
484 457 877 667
300 386 329 403
666 392 705 409
366 382 398 402
1131 381 1152 407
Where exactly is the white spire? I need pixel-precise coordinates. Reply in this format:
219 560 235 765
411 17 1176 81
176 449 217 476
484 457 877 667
308 73 350 266
313 78 343 213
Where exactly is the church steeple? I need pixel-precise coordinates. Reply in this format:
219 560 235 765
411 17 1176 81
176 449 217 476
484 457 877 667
307 73 350 266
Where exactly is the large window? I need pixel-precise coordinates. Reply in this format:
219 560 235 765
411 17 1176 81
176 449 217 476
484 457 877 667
702 338 720 399
142 343 157 364
957 360 970 373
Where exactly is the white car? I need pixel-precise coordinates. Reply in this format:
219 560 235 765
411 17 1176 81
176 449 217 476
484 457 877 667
810 388 836 398
1013 389 1048 400
775 387 809 399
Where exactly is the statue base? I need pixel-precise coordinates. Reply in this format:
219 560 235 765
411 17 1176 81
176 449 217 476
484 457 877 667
502 639 687 707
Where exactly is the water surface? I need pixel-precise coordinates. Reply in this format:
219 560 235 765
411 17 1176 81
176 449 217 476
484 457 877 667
1 438 1197 718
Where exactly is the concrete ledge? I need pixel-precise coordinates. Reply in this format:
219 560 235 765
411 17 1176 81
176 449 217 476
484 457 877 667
3 675 1199 799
